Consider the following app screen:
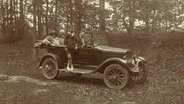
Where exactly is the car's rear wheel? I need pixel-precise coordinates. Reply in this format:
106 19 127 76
129 63 148 84
42 57 59 79
104 64 129 90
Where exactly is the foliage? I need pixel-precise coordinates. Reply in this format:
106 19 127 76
0 30 184 104
0 0 25 42
0 0 184 42
107 0 184 34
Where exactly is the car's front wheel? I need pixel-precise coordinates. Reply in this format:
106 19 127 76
42 57 59 80
129 63 148 84
103 64 129 90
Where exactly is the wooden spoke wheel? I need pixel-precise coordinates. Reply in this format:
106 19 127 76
104 64 129 90
42 58 59 80
130 63 148 84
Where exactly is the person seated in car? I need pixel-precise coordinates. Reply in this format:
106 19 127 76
64 32 78 71
57 32 65 46
77 33 85 47
43 31 61 46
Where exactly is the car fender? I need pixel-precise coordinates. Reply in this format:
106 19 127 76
96 58 129 73
38 53 63 68
134 56 147 64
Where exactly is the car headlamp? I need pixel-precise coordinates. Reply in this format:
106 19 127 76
124 51 133 63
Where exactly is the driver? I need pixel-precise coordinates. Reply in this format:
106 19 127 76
64 32 77 71
77 33 85 47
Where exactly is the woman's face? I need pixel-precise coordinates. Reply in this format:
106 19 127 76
60 35 65 39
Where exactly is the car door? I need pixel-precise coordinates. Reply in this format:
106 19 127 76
75 47 95 65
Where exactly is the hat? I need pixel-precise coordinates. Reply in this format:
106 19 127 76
50 30 57 35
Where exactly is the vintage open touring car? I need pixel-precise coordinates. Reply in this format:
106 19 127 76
34 33 148 90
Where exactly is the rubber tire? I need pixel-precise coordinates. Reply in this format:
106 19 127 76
42 57 59 80
104 64 129 90
129 63 148 84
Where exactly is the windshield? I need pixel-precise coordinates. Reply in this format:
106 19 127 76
83 32 108 47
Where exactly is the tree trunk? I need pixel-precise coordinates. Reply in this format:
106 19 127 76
33 0 38 61
38 0 42 37
65 1 71 33
69 0 73 29
45 0 49 36
113 9 118 32
151 9 157 33
19 0 24 35
74 0 82 38
5 0 9 27
99 0 105 32
122 15 132 36
1 0 5 29
13 0 16 30
145 8 150 34
54 0 58 32
128 17 135 35
145 18 149 34
165 19 168 31
10 0 13 24
14 0 18 27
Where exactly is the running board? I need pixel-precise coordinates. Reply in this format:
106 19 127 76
58 68 94 74
63 63 98 70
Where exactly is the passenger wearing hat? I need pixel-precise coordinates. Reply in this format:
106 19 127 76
58 32 65 46
43 31 60 46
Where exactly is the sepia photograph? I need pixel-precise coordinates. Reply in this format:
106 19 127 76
0 0 183 104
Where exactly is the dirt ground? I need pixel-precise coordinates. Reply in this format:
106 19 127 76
0 33 184 104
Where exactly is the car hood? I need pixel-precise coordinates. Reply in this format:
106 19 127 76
95 45 130 54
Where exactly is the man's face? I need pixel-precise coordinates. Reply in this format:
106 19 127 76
52 33 57 38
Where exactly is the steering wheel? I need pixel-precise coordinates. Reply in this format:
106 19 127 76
83 38 95 48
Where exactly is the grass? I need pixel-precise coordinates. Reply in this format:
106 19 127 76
0 31 184 104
